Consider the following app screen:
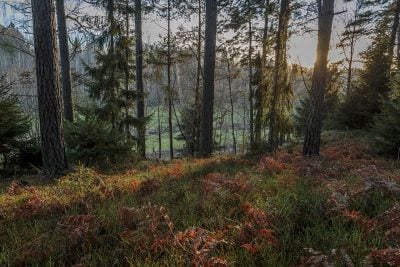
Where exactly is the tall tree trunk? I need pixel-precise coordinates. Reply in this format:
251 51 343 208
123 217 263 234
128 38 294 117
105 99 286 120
226 50 237 154
124 0 131 141
156 86 162 159
346 3 359 96
167 0 174 159
194 0 202 156
248 0 254 148
303 0 335 156
398 19 400 71
389 0 400 67
242 96 247 152
200 0 217 157
31 0 67 174
255 0 270 146
346 29 355 96
135 0 146 158
268 0 290 152
108 0 117 129
55 0 74 122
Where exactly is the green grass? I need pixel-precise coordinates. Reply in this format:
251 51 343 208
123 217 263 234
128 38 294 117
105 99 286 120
145 105 249 156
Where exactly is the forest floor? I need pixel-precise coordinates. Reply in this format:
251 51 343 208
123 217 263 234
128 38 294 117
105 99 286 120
1 132 400 266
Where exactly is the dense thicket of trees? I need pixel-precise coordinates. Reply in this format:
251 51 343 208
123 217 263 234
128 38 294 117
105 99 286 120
1 0 400 176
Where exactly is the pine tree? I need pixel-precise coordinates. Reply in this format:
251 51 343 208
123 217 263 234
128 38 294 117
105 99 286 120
337 17 392 129
200 0 217 157
373 75 400 156
0 75 31 172
135 0 146 158
303 0 335 156
85 0 138 138
56 0 74 122
31 0 68 174
268 0 291 151
255 0 273 148
294 65 341 135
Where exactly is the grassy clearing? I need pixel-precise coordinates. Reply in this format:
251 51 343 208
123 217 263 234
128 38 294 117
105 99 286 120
0 133 399 266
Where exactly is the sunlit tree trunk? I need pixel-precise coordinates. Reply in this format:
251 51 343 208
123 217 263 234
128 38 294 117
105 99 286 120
268 0 290 151
303 0 335 156
255 0 270 147
389 0 400 68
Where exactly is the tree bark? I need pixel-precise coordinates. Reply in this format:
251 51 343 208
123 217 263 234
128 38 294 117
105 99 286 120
303 0 335 156
389 0 400 67
398 18 400 71
124 0 131 141
31 0 67 174
167 0 174 159
248 0 254 148
135 0 146 158
255 0 270 146
108 0 117 128
55 0 74 122
226 50 237 154
200 0 217 157
194 0 202 156
268 0 290 152
346 29 355 96
156 86 162 159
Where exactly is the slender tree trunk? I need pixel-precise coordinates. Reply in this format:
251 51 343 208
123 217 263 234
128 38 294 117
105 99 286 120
303 0 335 156
389 0 400 67
398 21 400 71
55 0 74 122
242 96 247 152
156 86 162 159
135 0 146 158
194 0 202 156
124 0 131 141
226 50 237 154
108 0 117 129
31 0 67 174
200 0 217 157
346 3 359 96
255 0 270 146
167 0 174 159
346 29 355 96
248 0 254 148
268 0 290 152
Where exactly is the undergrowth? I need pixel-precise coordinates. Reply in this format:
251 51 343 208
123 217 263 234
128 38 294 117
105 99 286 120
0 133 399 266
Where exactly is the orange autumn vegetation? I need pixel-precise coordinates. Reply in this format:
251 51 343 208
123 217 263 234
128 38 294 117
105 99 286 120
1 133 400 266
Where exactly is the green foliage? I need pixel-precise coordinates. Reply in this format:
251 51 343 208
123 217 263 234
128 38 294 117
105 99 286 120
85 0 139 135
178 104 200 156
0 75 32 174
335 17 392 129
372 75 400 157
294 65 342 135
65 106 136 168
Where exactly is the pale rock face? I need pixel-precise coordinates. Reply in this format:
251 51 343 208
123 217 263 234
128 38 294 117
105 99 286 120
0 23 95 119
